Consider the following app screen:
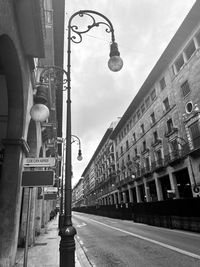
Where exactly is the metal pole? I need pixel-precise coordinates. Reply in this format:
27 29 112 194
23 187 32 267
59 142 65 229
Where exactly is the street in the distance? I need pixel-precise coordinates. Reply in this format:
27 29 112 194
73 212 200 267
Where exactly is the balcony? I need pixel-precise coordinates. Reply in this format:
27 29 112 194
135 169 142 179
151 158 166 173
116 175 134 188
141 166 152 177
133 155 140 161
121 165 126 171
166 145 189 166
189 138 200 158
126 160 133 167
164 127 178 138
151 139 162 148
141 148 149 155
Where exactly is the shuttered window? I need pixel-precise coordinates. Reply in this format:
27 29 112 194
184 40 196 60
189 121 200 148
181 80 190 97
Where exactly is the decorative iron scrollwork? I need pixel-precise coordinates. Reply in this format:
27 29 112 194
38 66 68 91
70 11 113 44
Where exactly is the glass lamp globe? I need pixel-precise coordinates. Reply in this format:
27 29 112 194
77 154 83 161
30 103 50 122
77 150 83 161
108 55 123 72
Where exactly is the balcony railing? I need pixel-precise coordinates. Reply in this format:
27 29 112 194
116 175 134 188
151 157 167 172
151 139 162 148
164 127 178 138
165 143 190 165
141 165 152 177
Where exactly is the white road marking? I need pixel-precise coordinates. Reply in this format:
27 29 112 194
76 222 87 228
89 218 200 260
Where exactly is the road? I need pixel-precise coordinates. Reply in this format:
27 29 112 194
73 211 200 267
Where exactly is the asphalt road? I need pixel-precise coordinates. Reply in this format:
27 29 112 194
72 211 200 267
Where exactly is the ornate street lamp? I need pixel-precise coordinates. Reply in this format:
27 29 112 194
57 135 82 229
31 10 123 267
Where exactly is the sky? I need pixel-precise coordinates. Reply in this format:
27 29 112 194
63 0 196 187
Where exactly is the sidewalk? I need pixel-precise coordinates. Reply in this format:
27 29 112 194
15 216 91 267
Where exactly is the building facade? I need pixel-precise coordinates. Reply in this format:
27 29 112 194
72 177 84 208
0 0 65 266
75 1 200 211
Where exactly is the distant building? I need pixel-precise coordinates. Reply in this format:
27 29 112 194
72 177 84 208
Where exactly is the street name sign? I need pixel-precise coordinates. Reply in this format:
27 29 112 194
23 157 55 167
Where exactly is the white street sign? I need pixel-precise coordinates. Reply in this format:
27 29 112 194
23 157 56 167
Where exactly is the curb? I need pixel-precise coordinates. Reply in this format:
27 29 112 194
75 237 92 267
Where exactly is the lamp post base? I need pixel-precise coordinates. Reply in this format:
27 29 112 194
59 225 77 267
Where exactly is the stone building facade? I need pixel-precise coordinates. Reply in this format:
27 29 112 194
0 1 65 266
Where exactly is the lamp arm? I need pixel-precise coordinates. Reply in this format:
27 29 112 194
68 10 115 44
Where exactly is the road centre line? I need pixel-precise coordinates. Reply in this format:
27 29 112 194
89 218 200 260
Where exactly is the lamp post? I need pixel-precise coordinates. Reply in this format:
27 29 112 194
62 11 122 266
32 10 123 267
57 135 82 229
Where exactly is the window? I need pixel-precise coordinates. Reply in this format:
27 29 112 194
116 152 118 160
150 112 156 124
189 121 200 148
181 80 190 97
171 139 178 151
186 102 193 113
156 149 162 161
163 97 170 111
133 132 136 142
141 103 145 114
167 118 173 133
127 124 130 132
153 131 158 143
137 110 141 119
127 154 130 161
143 141 147 151
126 140 129 150
122 159 125 167
184 40 196 60
134 148 137 157
132 115 136 124
151 89 156 101
159 77 166 91
145 157 150 170
120 146 123 155
129 118 132 128
145 96 150 108
175 54 184 72
196 30 200 46
141 124 145 134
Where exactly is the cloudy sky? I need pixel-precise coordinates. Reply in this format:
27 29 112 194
63 0 196 187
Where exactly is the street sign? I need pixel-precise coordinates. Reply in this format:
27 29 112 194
23 157 55 167
21 170 55 187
